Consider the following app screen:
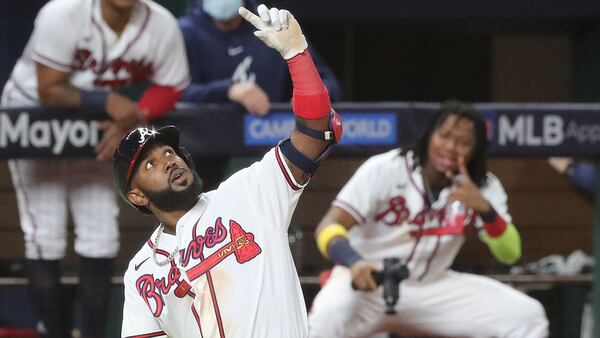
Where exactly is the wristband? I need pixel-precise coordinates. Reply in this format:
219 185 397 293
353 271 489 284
317 223 362 267
80 90 108 108
328 237 362 267
480 207 508 237
316 223 348 257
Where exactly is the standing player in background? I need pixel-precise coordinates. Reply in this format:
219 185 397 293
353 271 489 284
117 4 341 337
177 0 342 190
309 101 549 338
1 0 189 337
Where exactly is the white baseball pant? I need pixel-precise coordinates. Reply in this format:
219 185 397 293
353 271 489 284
9 158 119 260
308 266 548 338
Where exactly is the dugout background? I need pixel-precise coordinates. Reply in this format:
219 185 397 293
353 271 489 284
1 0 600 337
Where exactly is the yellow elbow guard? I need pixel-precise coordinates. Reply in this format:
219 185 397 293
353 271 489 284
316 223 348 258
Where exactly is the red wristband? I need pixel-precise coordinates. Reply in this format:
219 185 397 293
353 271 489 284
481 209 507 238
287 50 331 119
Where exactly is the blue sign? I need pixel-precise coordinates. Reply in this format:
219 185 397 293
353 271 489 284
339 113 397 145
244 112 397 146
244 114 295 145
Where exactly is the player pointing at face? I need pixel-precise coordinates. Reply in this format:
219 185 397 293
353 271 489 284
309 101 548 338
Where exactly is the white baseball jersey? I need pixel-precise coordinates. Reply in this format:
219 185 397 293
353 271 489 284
1 0 189 260
333 148 511 282
308 149 549 338
122 146 308 338
2 0 190 107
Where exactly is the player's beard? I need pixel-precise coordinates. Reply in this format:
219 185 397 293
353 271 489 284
142 171 203 212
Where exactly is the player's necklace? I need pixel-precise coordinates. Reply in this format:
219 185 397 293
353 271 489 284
152 224 180 267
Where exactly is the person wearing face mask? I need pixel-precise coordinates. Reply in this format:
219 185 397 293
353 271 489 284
178 0 341 114
177 0 342 191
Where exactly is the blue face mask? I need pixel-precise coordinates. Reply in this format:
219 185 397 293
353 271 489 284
203 0 243 21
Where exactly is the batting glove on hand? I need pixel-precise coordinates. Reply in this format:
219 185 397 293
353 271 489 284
239 4 308 60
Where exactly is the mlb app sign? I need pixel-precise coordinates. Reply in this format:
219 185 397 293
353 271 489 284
244 112 397 146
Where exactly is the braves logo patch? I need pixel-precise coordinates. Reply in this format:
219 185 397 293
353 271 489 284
376 195 475 236
73 48 154 87
135 217 262 317
184 217 262 281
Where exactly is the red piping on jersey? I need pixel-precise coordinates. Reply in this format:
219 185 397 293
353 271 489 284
202 254 226 338
418 236 441 281
119 3 151 61
275 146 302 191
32 52 73 71
13 161 43 258
146 239 171 257
333 199 365 224
125 330 166 338
191 303 204 337
90 0 151 80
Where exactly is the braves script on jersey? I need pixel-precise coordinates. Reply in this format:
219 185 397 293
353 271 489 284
2 0 189 106
334 149 511 281
122 147 308 338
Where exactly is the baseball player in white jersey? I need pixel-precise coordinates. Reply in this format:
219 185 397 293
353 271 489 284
115 4 343 337
310 101 549 338
2 0 189 337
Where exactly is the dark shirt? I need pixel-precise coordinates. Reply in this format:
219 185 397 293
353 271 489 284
178 1 342 103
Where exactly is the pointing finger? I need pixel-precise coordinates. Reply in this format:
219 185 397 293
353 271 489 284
457 156 471 181
239 6 265 30
445 170 455 183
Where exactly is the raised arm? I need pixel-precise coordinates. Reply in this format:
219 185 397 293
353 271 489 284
239 4 342 183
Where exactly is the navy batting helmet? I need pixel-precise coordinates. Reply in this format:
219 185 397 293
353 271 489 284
112 126 194 214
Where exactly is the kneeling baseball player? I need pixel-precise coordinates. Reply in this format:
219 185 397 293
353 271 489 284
309 101 549 338
116 4 342 337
